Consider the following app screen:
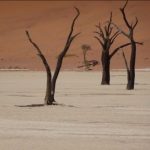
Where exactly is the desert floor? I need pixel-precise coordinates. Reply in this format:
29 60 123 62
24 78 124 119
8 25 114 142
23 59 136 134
0 1 150 70
0 71 150 150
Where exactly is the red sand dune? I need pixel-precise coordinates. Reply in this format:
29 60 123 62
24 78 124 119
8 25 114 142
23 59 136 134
0 1 149 71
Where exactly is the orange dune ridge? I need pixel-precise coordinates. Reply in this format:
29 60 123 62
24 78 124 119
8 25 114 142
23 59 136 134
0 1 149 71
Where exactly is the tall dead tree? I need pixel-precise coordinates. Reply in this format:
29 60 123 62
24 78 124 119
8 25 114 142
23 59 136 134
94 12 133 85
26 8 80 105
112 0 143 90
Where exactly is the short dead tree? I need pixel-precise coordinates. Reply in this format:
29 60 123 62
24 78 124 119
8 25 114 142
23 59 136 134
81 44 91 70
26 8 80 105
78 44 98 70
94 12 133 85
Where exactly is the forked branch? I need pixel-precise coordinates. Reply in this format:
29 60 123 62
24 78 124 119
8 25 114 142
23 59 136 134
118 0 139 39
120 0 131 29
95 12 121 48
26 30 52 104
132 17 138 29
26 31 52 75
111 22 129 38
51 7 80 95
26 7 80 104
95 23 105 41
110 30 120 44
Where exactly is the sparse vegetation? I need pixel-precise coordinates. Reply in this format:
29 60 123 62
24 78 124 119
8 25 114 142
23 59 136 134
81 44 91 70
78 44 98 71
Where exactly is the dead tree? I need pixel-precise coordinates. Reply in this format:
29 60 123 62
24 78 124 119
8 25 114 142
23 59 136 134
94 12 133 85
81 44 91 70
26 8 80 105
112 0 143 90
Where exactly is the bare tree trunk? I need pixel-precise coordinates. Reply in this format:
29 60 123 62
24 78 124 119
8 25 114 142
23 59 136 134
122 41 137 90
127 41 136 90
45 71 53 105
119 0 141 90
101 51 110 85
83 51 89 70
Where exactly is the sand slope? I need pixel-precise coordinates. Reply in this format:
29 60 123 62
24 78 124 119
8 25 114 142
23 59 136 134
0 1 150 70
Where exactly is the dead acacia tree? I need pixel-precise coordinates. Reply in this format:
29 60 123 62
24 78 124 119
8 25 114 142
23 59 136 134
94 12 133 85
112 0 143 90
26 7 80 105
81 44 91 70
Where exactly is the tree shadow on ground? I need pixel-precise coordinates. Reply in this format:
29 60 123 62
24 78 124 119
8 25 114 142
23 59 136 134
115 83 150 85
80 93 133 96
15 103 78 108
135 83 150 85
111 83 126 85
15 104 45 107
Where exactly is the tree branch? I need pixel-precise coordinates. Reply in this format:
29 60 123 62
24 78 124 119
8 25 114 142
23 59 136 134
25 30 51 75
51 7 80 95
120 0 131 29
94 36 104 47
122 50 130 79
26 30 52 104
26 31 42 55
103 12 113 38
109 41 143 59
108 12 112 33
95 23 105 41
132 17 138 29
111 22 129 38
110 30 120 44
65 7 80 45
109 42 131 59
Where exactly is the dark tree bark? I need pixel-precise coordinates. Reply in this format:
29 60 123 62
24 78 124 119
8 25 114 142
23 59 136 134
94 12 133 85
112 0 143 90
26 31 53 105
120 0 137 90
51 7 80 101
26 7 80 105
101 50 110 84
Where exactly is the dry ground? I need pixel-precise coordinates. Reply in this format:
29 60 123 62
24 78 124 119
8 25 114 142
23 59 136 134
0 71 150 150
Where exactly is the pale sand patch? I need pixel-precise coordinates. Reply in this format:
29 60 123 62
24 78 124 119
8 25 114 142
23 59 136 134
0 71 150 150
